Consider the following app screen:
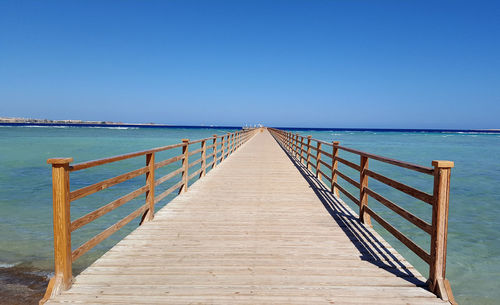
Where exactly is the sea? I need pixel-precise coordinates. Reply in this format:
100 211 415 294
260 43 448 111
0 125 498 304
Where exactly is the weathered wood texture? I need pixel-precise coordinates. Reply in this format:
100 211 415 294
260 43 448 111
42 129 257 305
268 128 456 304
46 130 448 304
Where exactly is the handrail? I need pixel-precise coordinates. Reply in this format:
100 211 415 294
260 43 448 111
44 127 260 299
268 127 455 303
70 143 186 171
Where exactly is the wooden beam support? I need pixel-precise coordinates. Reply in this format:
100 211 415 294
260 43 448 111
331 141 340 196
212 135 218 168
221 135 226 161
200 140 206 178
316 141 322 180
306 136 312 170
429 160 454 301
179 139 189 193
47 157 74 295
143 152 155 222
359 155 371 226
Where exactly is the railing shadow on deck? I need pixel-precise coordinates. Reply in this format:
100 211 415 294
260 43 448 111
268 127 457 304
273 137 427 287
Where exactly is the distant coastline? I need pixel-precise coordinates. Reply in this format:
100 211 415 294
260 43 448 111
0 117 244 129
278 126 500 134
0 117 498 133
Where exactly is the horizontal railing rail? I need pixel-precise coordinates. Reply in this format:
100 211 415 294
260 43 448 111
43 128 259 301
268 127 456 304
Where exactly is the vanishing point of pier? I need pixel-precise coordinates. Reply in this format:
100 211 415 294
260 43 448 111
42 128 456 304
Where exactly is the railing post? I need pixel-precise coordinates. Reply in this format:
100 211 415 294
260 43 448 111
316 141 322 180
295 134 299 157
331 141 340 196
429 160 454 301
306 136 312 170
231 132 234 153
212 135 218 168
47 157 74 293
359 156 371 225
233 132 236 150
298 136 303 163
180 139 189 193
221 135 226 161
144 152 155 221
200 140 206 178
226 132 231 157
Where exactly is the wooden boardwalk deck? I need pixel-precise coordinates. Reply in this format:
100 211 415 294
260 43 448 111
46 130 448 304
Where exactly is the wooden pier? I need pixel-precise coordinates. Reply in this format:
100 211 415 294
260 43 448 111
42 128 456 304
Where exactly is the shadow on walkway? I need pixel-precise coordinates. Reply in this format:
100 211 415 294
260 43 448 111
271 135 427 287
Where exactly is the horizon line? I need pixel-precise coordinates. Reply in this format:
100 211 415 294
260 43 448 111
1 122 499 134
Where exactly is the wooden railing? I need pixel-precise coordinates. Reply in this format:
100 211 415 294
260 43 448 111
43 128 258 300
268 128 456 304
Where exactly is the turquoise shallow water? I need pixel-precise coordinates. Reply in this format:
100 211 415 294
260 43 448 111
0 126 499 304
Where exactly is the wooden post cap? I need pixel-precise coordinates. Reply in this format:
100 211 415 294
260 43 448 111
47 158 73 165
181 139 190 143
307 135 312 139
432 160 454 168
333 141 340 145
213 134 218 137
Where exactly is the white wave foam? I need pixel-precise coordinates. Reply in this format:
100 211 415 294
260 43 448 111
0 262 20 268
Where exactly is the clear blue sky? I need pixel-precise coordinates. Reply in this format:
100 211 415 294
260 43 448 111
0 1 498 128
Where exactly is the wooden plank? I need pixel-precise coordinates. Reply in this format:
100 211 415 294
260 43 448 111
188 147 203 156
154 167 183 187
364 206 431 264
71 185 149 232
336 169 360 189
70 143 184 172
365 187 432 234
318 159 332 170
154 154 184 169
336 156 361 171
70 166 149 202
153 180 184 205
319 149 333 158
336 145 434 175
333 182 360 206
318 169 331 182
188 157 202 168
71 204 147 262
188 168 203 181
365 169 434 204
